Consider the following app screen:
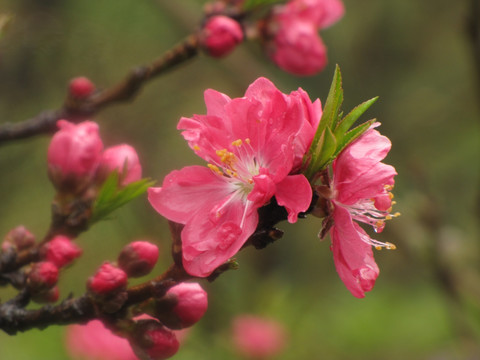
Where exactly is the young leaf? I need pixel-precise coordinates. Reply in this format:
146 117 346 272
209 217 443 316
313 126 337 171
90 173 155 224
334 97 378 138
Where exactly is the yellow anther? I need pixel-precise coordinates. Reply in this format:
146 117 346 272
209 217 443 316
385 215 392 220
376 220 384 228
247 179 254 184
245 138 251 144
232 139 242 147
389 192 395 199
386 242 396 250
193 145 200 151
385 184 394 191
393 212 401 217
375 246 382 250
391 201 397 205
207 164 222 175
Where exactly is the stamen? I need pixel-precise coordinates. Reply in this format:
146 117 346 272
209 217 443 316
193 145 200 151
208 164 222 175
232 139 242 147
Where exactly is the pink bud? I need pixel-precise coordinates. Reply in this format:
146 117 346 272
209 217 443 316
32 286 60 304
40 235 82 268
48 120 103 190
87 262 128 295
129 320 179 360
2 225 35 252
100 144 142 186
118 241 159 278
167 283 208 329
232 315 288 359
201 15 243 57
27 261 59 292
69 76 95 99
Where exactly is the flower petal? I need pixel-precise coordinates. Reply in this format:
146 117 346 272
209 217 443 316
182 199 258 277
275 174 312 223
330 205 379 298
148 166 232 224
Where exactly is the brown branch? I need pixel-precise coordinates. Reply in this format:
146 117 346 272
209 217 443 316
0 34 199 144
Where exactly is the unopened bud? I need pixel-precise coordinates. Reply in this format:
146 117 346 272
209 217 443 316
146 282 208 330
48 120 103 192
99 144 142 186
87 262 128 295
27 261 59 292
31 285 60 304
129 320 179 360
69 76 95 99
40 235 82 268
201 15 243 57
2 225 35 252
118 241 159 278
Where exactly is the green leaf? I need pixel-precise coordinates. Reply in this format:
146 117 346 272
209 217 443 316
333 119 375 159
313 126 337 171
334 97 378 138
243 0 286 11
90 173 156 224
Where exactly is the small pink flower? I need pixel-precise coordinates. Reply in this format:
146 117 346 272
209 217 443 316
87 262 128 295
47 120 103 189
232 315 288 359
264 0 344 75
41 235 82 268
66 320 138 360
69 76 95 99
100 144 142 186
118 241 159 278
148 78 315 277
329 125 398 298
201 15 244 57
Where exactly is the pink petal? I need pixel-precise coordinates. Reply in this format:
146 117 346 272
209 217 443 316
204 88 231 118
148 166 232 224
182 199 258 277
275 174 312 223
330 205 379 298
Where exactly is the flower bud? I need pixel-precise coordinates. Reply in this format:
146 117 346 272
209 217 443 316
69 76 95 99
201 15 243 57
40 235 82 268
129 320 179 360
232 315 288 359
2 225 35 252
99 144 142 186
145 282 208 330
118 241 159 278
27 261 59 292
87 262 128 295
31 285 60 304
48 120 103 192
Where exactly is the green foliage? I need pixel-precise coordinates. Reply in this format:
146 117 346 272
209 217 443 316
304 65 378 180
242 0 286 11
90 172 155 224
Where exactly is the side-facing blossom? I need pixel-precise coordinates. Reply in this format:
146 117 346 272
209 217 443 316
232 315 288 359
99 144 142 186
328 125 398 298
264 0 344 75
149 78 317 277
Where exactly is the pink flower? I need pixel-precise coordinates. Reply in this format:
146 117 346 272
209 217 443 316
148 78 315 277
264 0 344 75
100 144 142 186
66 320 138 360
329 125 398 298
232 315 288 359
40 235 82 268
47 120 103 190
201 15 244 57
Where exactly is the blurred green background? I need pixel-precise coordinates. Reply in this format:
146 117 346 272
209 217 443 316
0 0 479 359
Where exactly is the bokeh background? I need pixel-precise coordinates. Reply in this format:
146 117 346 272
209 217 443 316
0 0 479 359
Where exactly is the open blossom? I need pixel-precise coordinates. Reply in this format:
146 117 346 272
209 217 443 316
149 78 318 277
329 125 398 298
264 0 344 75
